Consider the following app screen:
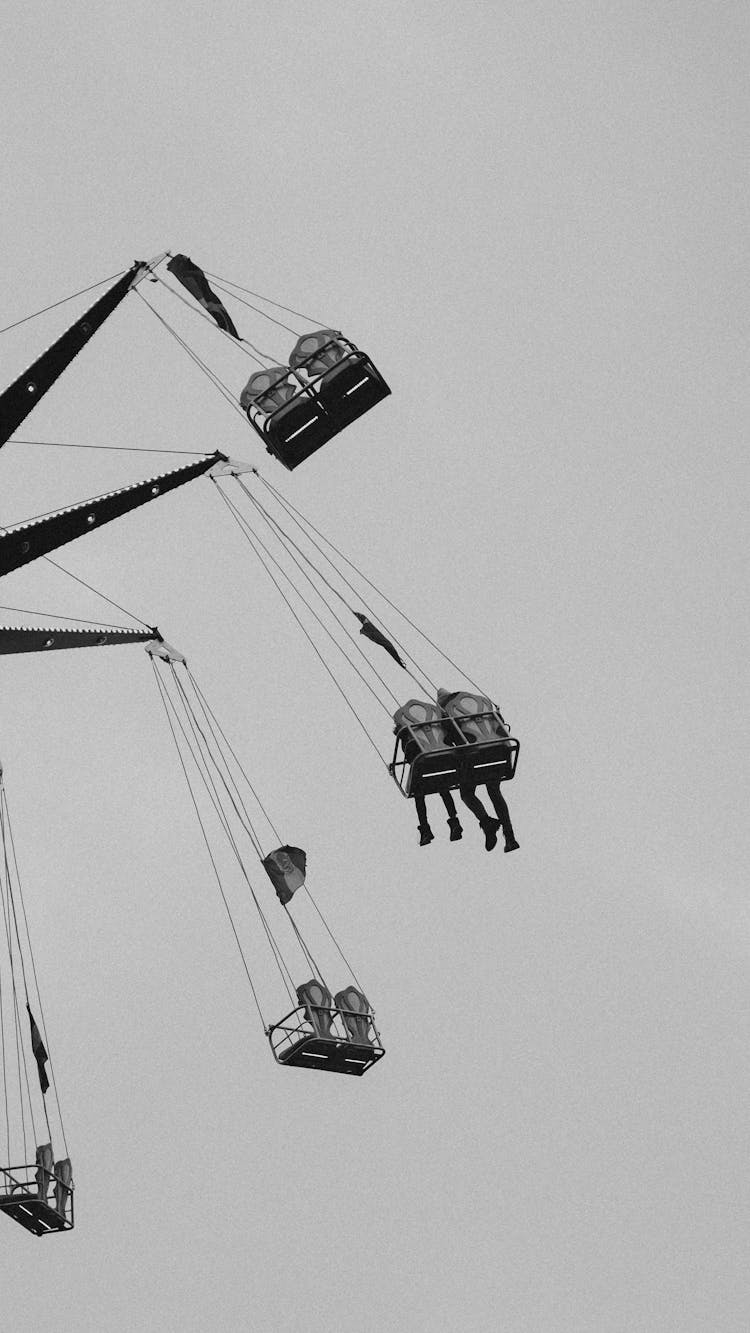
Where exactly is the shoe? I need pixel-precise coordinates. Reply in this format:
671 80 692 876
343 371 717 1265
482 818 500 851
419 826 434 847
504 836 520 853
448 818 463 842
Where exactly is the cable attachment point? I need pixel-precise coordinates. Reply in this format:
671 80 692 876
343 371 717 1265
208 456 256 479
129 252 171 290
145 636 186 665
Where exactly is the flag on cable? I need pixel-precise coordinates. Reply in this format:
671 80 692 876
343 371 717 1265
166 255 241 339
354 612 406 668
262 846 307 905
26 1004 50 1094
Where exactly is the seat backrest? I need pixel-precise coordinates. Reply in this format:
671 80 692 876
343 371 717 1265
240 367 298 415
334 987 372 1045
35 1143 54 1200
393 700 446 757
289 329 348 375
296 979 334 1039
53 1158 72 1217
441 692 506 744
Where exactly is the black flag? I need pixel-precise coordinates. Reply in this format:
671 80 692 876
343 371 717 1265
26 1004 49 1094
354 612 406 668
262 846 307 905
167 255 240 338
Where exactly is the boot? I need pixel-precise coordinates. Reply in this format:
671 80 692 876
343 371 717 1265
504 833 520 853
481 817 501 851
418 824 434 847
448 816 463 842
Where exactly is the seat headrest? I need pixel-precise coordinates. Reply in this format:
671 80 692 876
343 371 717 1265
289 329 342 367
240 367 294 410
393 699 442 728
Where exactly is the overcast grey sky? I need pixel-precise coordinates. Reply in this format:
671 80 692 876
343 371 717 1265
0 3 748 1330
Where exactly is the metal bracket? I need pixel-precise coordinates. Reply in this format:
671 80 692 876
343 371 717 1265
144 638 186 665
129 252 171 290
208 455 257 478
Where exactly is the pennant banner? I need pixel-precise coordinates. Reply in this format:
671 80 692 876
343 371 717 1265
354 612 405 668
167 255 240 339
262 846 307 905
27 1004 49 1095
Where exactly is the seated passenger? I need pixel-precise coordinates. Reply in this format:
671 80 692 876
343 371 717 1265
436 689 519 854
393 701 463 847
54 1158 72 1218
35 1143 54 1202
439 690 511 745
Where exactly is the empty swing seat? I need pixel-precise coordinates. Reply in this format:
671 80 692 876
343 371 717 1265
0 1148 74 1236
268 979 384 1076
391 698 519 801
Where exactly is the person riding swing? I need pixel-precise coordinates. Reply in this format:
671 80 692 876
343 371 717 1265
393 711 463 846
436 689 519 854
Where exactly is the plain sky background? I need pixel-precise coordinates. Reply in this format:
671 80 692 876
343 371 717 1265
0 3 748 1330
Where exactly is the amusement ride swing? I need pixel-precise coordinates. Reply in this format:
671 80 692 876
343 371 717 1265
146 642 384 1077
207 467 521 852
0 624 165 1236
0 608 386 1236
0 254 390 471
0 758 73 1235
0 248 520 1235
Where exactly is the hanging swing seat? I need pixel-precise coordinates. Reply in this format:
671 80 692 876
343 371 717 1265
242 334 390 471
0 1163 74 1236
268 1004 385 1076
391 713 519 801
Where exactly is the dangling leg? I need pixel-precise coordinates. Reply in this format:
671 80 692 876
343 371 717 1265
486 780 520 853
458 780 500 850
440 791 463 841
414 792 434 846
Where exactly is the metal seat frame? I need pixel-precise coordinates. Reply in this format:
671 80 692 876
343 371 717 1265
267 1003 384 1076
0 1162 74 1236
390 712 519 800
243 335 390 470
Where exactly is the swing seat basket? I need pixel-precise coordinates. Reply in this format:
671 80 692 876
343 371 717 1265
0 1163 74 1236
268 1004 384 1076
